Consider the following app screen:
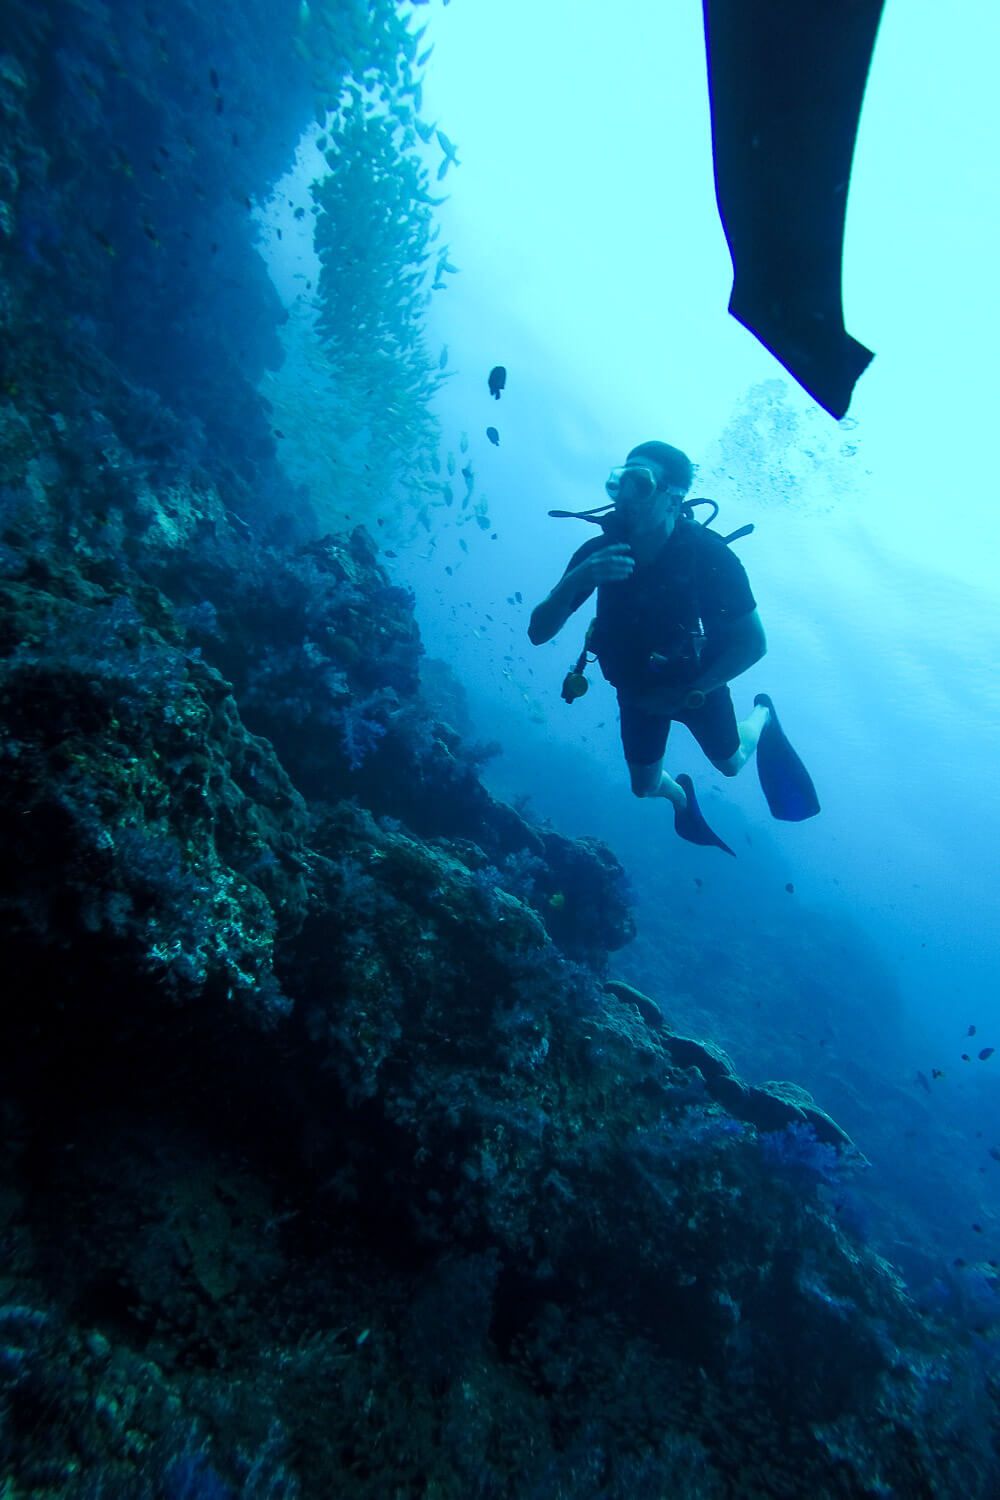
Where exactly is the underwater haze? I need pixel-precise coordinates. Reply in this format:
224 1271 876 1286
2 0 1000 1495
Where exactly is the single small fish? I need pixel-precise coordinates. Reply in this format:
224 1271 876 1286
446 452 455 475
488 365 506 400
435 129 460 179
486 427 499 446
972 1223 984 1233
979 1047 995 1061
384 549 397 558
932 1067 944 1079
438 345 448 370
916 1070 932 1095
962 1053 971 1062
459 539 468 554
968 1024 977 1036
514 591 522 604
784 882 794 894
459 432 469 454
990 1147 1000 1163
273 429 285 439
210 67 220 90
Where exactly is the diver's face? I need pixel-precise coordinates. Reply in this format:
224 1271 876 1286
610 461 684 538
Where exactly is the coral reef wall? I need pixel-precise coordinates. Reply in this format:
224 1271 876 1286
0 3 998 1497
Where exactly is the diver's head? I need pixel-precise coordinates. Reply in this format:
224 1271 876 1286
606 440 693 540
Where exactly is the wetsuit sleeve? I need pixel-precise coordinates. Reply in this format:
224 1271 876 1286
699 533 756 628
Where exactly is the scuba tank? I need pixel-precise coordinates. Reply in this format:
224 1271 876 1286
549 499 754 704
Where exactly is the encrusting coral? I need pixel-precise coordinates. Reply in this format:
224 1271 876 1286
0 1 998 1496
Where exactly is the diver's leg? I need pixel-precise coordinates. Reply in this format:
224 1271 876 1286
631 760 732 854
663 690 739 855
619 699 684 805
628 759 687 809
711 700 769 776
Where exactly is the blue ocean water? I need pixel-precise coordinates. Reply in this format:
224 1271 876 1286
1 0 999 1495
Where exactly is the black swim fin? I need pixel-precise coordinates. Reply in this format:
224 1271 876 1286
703 0 882 417
674 774 735 857
754 694 820 821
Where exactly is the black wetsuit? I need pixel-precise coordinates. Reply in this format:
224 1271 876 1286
562 519 756 765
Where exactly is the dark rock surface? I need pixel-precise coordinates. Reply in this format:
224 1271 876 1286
0 3 997 1497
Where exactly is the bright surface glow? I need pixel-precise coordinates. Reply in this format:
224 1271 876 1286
262 1 1000 1059
407 0 1000 1052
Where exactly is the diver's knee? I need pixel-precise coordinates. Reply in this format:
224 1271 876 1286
628 764 661 797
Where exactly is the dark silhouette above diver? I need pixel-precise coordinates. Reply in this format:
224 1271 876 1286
528 442 819 854
703 0 883 418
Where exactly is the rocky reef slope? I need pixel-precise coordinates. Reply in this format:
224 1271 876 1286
0 1 997 1495
1 385 996 1496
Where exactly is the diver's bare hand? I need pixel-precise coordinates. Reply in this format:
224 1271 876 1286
570 544 634 589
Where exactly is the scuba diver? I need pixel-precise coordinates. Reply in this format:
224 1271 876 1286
527 440 819 854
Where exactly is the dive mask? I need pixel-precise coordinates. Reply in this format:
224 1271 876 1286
605 464 658 503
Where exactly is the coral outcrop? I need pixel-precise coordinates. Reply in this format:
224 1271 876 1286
0 2 997 1496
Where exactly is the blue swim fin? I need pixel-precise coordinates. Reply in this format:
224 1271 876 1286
753 694 820 821
674 774 735 856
